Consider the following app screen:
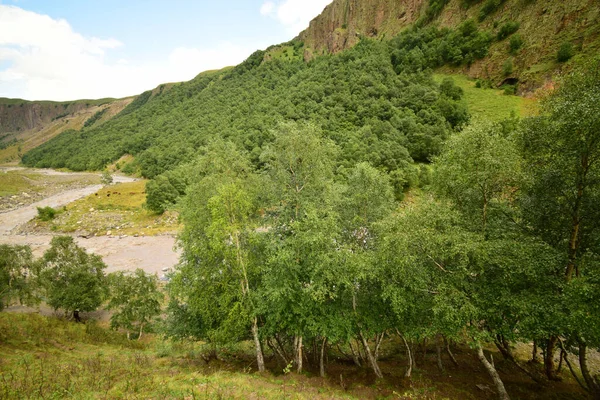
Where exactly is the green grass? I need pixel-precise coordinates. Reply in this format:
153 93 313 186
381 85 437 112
0 171 41 196
434 73 536 122
0 313 360 400
41 180 179 236
0 169 100 202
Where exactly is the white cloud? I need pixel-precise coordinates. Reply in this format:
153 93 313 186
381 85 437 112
0 5 260 101
260 0 332 34
260 1 275 16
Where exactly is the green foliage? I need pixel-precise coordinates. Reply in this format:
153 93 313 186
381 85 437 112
479 0 507 21
502 58 514 76
503 84 516 95
145 175 181 214
39 236 108 316
422 0 450 24
439 77 464 101
389 20 493 72
36 206 57 221
509 34 523 53
23 38 467 181
107 269 164 338
434 121 521 234
496 21 520 41
557 41 574 62
83 108 107 128
0 244 36 310
117 90 152 118
101 169 113 185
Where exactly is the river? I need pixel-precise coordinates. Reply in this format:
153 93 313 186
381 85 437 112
0 168 180 275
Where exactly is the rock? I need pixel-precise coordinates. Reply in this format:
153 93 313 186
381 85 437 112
22 192 30 198
133 234 139 237
89 208 95 212
77 221 82 224
106 230 112 236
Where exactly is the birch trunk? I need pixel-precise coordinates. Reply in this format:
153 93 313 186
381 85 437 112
359 331 383 378
476 344 510 400
252 317 265 372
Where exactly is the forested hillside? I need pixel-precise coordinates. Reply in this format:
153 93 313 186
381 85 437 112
23 18 507 190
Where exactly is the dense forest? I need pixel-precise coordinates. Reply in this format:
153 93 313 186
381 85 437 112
21 19 497 185
165 62 600 398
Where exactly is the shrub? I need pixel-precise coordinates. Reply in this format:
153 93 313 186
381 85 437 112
497 21 520 41
509 34 523 53
145 175 180 214
475 79 493 89
440 78 464 100
479 0 506 21
37 206 57 221
557 42 574 62
101 170 113 185
503 58 514 76
503 84 517 95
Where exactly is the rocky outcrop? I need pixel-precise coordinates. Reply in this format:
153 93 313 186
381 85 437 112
298 0 427 57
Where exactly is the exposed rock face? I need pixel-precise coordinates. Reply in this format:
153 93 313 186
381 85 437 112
297 0 600 90
0 101 92 134
298 0 427 57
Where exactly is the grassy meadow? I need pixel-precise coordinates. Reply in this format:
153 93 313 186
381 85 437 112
30 180 179 236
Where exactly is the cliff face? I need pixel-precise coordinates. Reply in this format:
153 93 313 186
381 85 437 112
298 0 426 56
297 0 600 89
0 98 133 164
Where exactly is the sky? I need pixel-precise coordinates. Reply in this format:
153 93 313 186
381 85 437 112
0 0 333 101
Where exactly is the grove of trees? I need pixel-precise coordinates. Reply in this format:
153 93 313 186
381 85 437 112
161 62 600 399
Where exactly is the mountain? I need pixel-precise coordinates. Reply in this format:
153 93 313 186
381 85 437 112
298 0 600 91
0 97 133 164
18 0 600 180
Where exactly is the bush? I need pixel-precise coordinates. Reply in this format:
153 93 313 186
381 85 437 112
479 0 506 21
497 21 520 41
37 206 57 221
503 84 517 95
509 34 523 54
475 79 493 89
557 42 574 62
101 170 113 185
145 175 180 214
440 78 464 100
503 59 514 76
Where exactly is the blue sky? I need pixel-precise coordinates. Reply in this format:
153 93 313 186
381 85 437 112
0 0 332 100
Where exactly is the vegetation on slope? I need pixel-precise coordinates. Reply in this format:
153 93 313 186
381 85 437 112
23 20 501 194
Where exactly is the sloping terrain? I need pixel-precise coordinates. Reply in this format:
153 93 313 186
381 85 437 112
0 97 133 165
298 0 600 89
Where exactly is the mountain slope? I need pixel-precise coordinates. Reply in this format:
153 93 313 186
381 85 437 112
0 97 133 164
20 0 600 179
298 0 600 90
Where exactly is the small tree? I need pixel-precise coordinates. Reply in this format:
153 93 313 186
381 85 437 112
108 269 164 339
509 34 523 54
39 236 108 321
145 175 179 214
101 170 113 185
0 244 36 310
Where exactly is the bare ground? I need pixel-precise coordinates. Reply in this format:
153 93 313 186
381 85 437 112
0 168 180 275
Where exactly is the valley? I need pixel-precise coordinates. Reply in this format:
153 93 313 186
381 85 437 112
0 168 179 275
1 0 600 399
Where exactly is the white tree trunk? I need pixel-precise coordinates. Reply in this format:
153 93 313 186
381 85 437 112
477 344 510 400
359 331 383 378
252 317 265 372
